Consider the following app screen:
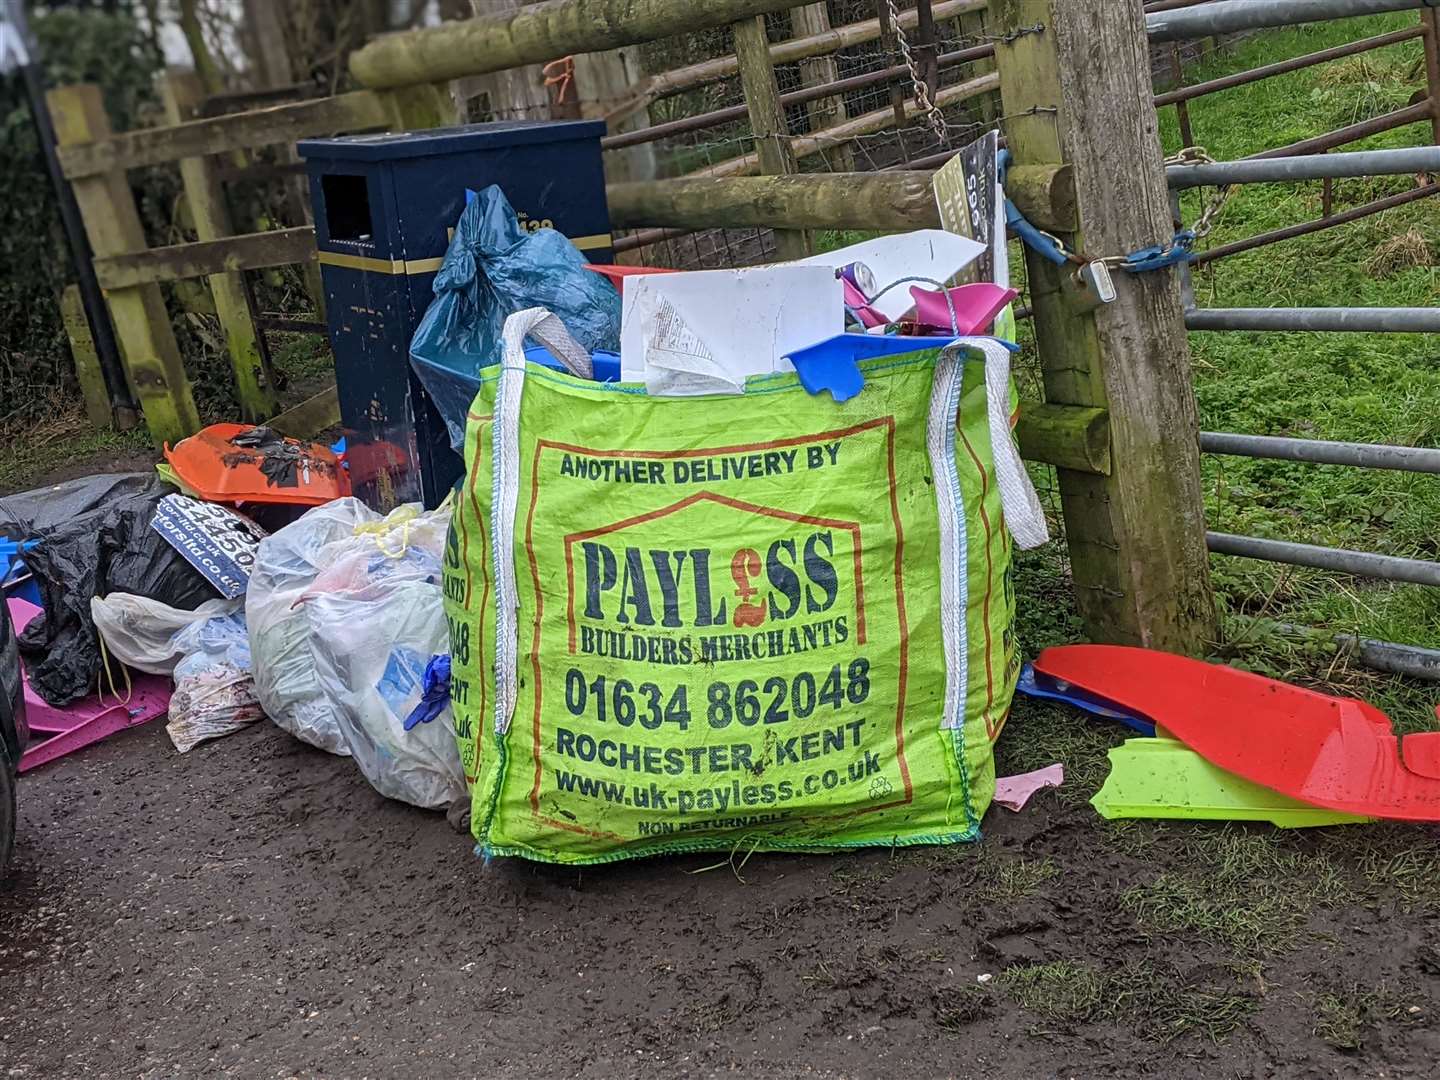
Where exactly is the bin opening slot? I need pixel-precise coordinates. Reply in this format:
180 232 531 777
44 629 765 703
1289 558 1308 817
322 174 374 242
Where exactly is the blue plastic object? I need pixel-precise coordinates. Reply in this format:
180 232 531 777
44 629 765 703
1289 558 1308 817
782 334 961 402
784 333 1020 403
1016 662 1157 736
524 345 622 383
404 654 452 731
0 537 41 607
409 186 621 452
1118 230 1195 273
1000 148 1195 275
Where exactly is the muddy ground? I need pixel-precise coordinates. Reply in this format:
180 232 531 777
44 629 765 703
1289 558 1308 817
2 696 1437 1079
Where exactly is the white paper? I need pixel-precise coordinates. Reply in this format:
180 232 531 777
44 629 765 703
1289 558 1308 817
795 229 986 322
620 265 842 396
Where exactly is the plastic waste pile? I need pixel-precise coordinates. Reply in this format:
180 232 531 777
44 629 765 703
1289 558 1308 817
14 124 1425 862
248 499 465 809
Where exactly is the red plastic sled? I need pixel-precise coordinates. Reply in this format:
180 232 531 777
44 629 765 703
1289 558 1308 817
583 264 677 295
1032 644 1440 822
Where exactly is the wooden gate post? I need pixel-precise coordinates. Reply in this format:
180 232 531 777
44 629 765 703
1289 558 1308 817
732 15 813 260
992 0 1217 653
1421 6 1440 146
47 84 201 446
58 285 114 430
161 70 278 422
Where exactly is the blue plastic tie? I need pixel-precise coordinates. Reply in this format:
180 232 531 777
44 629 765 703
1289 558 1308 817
999 148 1194 275
404 654 452 731
1005 199 1071 267
1117 229 1196 273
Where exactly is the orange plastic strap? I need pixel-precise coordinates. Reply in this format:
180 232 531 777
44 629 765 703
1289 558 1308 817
543 56 576 106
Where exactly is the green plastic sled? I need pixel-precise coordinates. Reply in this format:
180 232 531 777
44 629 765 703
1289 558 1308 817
1092 737 1370 829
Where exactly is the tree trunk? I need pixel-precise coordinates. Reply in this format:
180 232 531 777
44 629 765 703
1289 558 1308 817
178 0 222 92
243 0 294 90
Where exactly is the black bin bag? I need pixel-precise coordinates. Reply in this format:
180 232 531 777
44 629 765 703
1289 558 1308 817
13 477 219 706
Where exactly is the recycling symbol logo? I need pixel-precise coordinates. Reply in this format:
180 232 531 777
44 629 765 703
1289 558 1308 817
868 775 894 800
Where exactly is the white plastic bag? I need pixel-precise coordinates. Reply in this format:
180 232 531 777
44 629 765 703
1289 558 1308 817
248 498 460 807
305 580 463 809
91 594 242 675
166 612 264 753
246 498 378 755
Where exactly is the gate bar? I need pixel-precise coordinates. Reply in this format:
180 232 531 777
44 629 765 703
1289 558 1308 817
1148 0 1432 43
1240 618 1440 681
1313 629 1440 680
1207 532 1440 587
1153 25 1425 107
1200 431 1440 472
1168 146 1440 188
1185 307 1440 332
1191 182 1439 266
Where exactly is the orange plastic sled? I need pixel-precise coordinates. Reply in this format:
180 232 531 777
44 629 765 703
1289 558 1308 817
164 424 349 507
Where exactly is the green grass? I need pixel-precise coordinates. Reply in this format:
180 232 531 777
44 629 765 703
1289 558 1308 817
0 411 152 494
270 332 335 384
979 854 1059 903
1001 958 1258 1043
1311 981 1420 1050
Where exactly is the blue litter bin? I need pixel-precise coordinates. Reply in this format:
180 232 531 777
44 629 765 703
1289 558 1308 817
298 121 613 509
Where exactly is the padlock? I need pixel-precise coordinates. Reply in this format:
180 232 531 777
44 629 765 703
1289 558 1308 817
1063 260 1117 314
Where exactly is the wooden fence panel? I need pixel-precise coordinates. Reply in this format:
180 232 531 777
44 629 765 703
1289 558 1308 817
48 84 200 446
161 70 277 421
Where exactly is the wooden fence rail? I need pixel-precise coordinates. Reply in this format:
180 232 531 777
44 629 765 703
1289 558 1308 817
55 91 391 179
91 227 318 291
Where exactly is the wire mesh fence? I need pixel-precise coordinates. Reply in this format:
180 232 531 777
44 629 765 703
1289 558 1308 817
616 2 1006 269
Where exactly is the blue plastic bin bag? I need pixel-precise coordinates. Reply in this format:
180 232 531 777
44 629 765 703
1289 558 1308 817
410 185 620 451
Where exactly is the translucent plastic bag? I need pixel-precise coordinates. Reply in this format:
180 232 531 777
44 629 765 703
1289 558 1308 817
166 612 264 753
409 185 620 451
246 498 378 755
304 574 463 809
91 594 243 675
248 498 456 802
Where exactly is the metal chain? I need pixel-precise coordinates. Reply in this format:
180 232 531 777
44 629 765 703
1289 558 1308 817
1164 145 1235 239
1002 144 1235 274
886 0 950 147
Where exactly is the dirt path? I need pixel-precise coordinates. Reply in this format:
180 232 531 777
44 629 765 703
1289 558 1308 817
1 708 1436 1079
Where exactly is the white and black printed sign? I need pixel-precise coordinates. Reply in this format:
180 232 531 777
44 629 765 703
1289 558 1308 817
150 495 267 599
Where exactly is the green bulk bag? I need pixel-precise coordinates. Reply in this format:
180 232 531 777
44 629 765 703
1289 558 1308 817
442 308 1047 864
